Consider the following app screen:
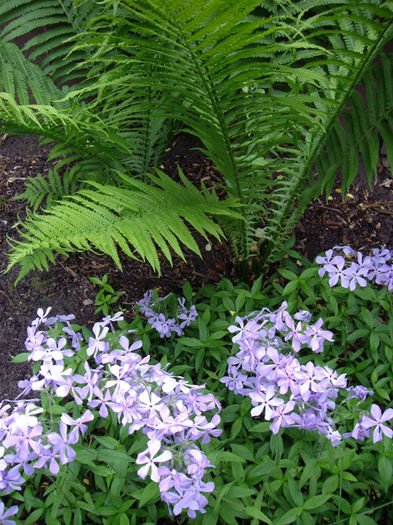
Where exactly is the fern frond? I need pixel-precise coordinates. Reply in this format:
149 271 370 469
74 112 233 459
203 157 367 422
312 58 393 198
0 0 99 85
7 169 242 283
0 41 64 105
14 167 83 211
0 93 132 170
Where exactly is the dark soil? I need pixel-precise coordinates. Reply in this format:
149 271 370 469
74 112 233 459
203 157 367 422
0 133 392 400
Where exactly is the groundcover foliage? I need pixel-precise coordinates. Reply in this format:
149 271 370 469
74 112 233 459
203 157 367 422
2 246 393 524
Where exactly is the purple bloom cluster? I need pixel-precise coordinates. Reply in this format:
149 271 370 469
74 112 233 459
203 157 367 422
316 245 393 290
221 302 392 446
3 307 221 520
136 290 198 338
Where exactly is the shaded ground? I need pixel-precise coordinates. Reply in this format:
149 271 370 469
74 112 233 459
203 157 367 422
0 133 392 399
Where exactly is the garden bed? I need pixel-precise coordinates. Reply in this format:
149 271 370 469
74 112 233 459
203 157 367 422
0 132 392 400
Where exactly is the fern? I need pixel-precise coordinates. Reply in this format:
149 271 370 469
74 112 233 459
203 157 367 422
2 0 393 281
7 169 242 284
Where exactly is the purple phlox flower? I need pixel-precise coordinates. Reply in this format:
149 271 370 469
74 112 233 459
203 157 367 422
187 414 222 444
61 410 94 443
178 304 198 329
333 245 356 256
105 364 134 396
343 421 370 441
73 362 102 402
62 325 82 351
136 440 173 483
0 502 18 525
144 404 193 439
270 400 296 434
35 336 71 364
275 356 302 395
0 464 25 493
372 246 392 263
25 328 46 355
149 313 183 338
88 388 113 418
136 290 154 314
172 477 214 519
291 409 323 431
184 448 213 477
45 313 75 326
265 345 286 375
318 424 342 446
343 262 368 291
228 314 266 348
87 323 109 358
31 307 52 328
284 317 308 353
249 386 284 419
299 362 325 401
38 363 74 392
52 370 77 398
47 421 77 462
220 367 248 395
118 334 143 353
361 404 393 443
270 302 289 332
16 376 41 399
4 423 43 460
33 444 62 475
294 310 313 322
138 390 163 418
108 389 141 428
321 367 347 390
304 318 334 353
8 403 43 433
99 311 124 327
357 252 377 280
346 385 373 401
315 249 335 277
324 255 348 288
183 390 220 416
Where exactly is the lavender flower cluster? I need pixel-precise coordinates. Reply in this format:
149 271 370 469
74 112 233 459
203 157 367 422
1 308 221 521
221 302 393 446
316 245 393 291
136 290 198 338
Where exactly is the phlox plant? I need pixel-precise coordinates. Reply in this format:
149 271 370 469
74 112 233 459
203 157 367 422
4 306 221 524
4 247 393 524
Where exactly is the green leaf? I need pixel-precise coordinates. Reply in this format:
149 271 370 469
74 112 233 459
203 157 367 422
226 486 257 499
136 482 159 507
209 450 246 465
287 475 304 507
231 444 254 463
245 506 273 524
25 508 45 525
97 449 132 464
302 494 332 510
12 352 30 363
378 456 393 490
275 507 302 525
282 280 298 295
182 281 193 301
94 436 121 449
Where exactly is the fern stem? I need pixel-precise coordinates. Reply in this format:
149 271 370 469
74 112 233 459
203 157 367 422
163 4 249 257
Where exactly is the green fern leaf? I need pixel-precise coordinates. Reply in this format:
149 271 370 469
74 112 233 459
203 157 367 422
7 170 242 283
